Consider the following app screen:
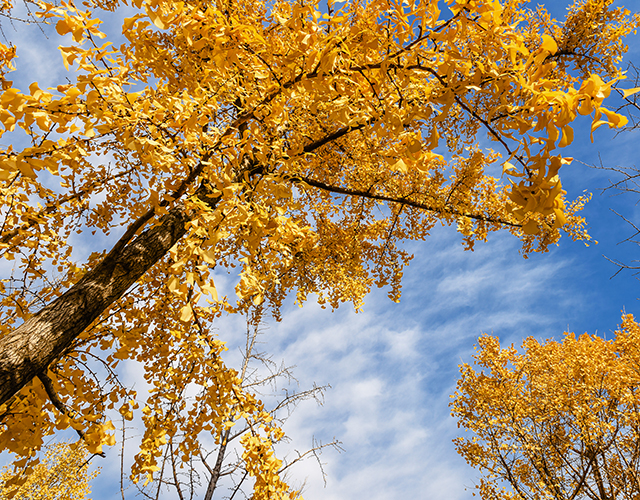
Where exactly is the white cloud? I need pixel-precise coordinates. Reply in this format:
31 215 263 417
210 222 624 500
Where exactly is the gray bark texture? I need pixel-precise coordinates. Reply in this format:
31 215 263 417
0 207 190 407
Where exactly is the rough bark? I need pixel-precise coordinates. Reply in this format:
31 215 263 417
0 207 190 407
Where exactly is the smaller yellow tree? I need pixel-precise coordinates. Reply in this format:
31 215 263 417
0 441 98 500
451 314 640 500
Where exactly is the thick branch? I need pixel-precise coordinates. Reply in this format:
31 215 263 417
0 206 191 407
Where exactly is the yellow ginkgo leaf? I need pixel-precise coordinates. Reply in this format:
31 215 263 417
55 18 71 36
179 304 193 322
601 107 629 128
558 125 573 148
622 87 640 99
522 219 540 235
540 34 558 54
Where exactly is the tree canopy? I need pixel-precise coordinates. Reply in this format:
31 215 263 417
0 442 97 500
452 314 640 500
0 0 638 496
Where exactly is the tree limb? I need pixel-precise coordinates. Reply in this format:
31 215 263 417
0 206 192 407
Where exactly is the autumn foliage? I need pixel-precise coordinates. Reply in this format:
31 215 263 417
0 0 638 496
452 315 640 500
0 442 97 500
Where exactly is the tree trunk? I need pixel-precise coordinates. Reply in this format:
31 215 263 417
0 126 381 409
0 207 190 407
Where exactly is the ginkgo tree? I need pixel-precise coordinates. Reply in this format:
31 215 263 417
0 0 637 495
451 314 640 500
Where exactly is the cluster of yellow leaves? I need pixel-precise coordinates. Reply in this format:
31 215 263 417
0 43 15 83
0 441 97 500
0 377 111 458
451 314 640 500
241 432 300 500
0 0 638 494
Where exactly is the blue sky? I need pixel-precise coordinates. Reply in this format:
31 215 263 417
4 0 640 499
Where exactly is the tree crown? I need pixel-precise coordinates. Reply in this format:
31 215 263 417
0 0 638 495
